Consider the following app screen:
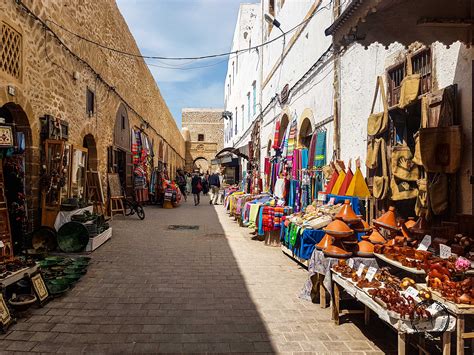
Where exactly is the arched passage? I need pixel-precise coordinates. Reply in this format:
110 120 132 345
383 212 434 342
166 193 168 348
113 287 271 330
111 103 132 195
277 113 290 148
0 102 36 253
298 117 313 149
83 134 98 171
193 157 209 173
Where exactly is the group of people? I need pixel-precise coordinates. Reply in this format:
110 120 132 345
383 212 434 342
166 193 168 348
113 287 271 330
176 170 222 206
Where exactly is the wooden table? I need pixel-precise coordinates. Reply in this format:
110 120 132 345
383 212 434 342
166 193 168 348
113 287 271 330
331 273 456 355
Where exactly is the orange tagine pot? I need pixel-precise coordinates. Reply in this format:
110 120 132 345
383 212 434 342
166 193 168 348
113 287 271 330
335 200 361 224
368 228 386 245
409 216 431 237
373 206 399 232
401 217 417 238
356 235 375 257
316 234 333 250
352 215 372 233
323 245 352 258
323 219 354 238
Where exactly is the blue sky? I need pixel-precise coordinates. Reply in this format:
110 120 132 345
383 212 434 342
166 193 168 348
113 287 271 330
116 0 255 128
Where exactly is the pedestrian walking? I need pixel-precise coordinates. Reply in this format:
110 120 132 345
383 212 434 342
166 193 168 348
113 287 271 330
176 169 187 202
208 171 221 205
191 173 202 206
201 173 209 195
185 173 192 196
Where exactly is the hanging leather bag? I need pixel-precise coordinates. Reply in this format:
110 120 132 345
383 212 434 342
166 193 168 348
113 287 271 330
419 126 462 173
428 173 448 215
399 53 421 108
412 132 423 166
373 138 389 199
366 138 381 170
391 144 419 181
367 76 389 136
415 172 429 218
390 178 418 201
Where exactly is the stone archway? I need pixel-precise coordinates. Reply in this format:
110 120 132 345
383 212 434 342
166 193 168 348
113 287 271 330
193 157 209 173
298 108 314 149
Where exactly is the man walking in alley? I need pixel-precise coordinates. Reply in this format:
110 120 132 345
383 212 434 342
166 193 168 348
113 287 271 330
208 171 221 205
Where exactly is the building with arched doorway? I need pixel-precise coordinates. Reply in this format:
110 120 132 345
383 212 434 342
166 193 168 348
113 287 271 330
181 108 224 174
0 1 185 250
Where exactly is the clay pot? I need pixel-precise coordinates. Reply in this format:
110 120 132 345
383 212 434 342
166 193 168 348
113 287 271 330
352 215 372 233
409 216 431 237
323 219 354 238
373 207 400 232
368 228 386 245
335 200 361 224
401 217 417 239
323 245 352 258
357 235 375 256
316 234 333 250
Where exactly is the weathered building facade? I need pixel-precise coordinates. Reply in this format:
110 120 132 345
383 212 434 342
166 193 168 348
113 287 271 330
0 0 185 230
181 108 224 173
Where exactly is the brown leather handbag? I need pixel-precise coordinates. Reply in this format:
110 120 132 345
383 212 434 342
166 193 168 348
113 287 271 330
367 76 389 136
399 53 420 108
373 138 389 199
391 144 419 181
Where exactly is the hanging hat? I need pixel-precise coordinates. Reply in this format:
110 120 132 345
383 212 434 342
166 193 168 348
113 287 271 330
346 158 371 198
373 206 400 232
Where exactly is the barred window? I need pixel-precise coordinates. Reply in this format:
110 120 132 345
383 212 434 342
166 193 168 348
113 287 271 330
0 22 22 80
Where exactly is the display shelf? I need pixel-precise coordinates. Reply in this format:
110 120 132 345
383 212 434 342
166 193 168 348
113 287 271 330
86 228 112 252
0 264 39 288
281 245 309 268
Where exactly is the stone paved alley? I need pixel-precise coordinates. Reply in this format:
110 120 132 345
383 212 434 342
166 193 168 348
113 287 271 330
0 197 396 354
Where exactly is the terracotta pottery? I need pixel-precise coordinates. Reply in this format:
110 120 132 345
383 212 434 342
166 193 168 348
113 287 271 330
335 200 361 224
384 236 405 247
409 216 431 237
323 245 352 258
323 219 354 238
316 234 333 251
352 215 372 233
356 235 375 257
401 217 416 239
373 206 400 232
368 228 386 245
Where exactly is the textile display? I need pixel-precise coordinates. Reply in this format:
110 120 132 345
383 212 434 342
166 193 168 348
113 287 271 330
273 119 281 149
286 118 298 157
307 133 317 171
314 131 327 167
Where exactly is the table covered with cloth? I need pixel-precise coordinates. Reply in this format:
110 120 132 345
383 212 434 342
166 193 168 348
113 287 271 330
299 249 378 300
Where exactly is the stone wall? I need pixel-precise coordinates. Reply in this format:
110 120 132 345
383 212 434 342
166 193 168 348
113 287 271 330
181 108 223 172
0 0 185 224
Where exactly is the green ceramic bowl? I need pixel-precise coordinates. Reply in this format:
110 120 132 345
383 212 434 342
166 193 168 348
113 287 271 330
65 265 87 275
45 256 64 263
76 256 91 262
72 260 89 267
39 259 58 268
51 277 70 287
63 273 81 283
46 281 69 296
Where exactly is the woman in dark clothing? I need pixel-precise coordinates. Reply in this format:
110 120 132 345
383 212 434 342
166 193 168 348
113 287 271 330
191 173 202 206
202 173 209 195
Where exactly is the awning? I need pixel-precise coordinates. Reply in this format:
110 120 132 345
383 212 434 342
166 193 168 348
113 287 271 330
325 0 473 48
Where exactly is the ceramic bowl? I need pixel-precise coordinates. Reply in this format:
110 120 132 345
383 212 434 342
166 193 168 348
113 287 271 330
63 273 81 283
9 294 37 312
46 281 69 296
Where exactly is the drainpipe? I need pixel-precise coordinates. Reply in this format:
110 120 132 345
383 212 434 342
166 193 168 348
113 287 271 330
332 0 341 159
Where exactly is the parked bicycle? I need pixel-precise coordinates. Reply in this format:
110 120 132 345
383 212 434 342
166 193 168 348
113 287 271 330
123 198 145 220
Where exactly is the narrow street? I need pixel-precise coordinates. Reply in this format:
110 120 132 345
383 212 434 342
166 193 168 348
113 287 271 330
0 197 394 354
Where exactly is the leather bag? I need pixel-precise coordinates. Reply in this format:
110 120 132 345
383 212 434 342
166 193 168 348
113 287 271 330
367 76 389 136
412 131 422 166
399 53 420 108
415 175 429 218
429 173 448 215
373 138 389 199
419 126 462 173
366 138 381 170
390 178 418 201
391 144 419 181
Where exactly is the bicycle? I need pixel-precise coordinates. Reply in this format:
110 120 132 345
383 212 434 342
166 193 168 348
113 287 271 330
123 198 145 220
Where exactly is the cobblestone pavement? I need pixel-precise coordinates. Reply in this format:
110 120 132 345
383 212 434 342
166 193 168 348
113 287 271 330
0 196 397 354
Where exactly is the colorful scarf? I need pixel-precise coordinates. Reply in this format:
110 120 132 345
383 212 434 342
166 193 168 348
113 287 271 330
273 119 281 149
307 133 317 171
286 118 298 157
315 131 327 167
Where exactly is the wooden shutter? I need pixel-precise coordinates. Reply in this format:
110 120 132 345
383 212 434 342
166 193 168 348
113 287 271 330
125 151 133 197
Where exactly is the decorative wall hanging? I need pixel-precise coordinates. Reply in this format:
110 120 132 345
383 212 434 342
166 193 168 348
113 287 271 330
0 126 13 147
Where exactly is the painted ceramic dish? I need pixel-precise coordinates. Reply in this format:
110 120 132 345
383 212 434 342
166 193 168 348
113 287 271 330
57 222 89 253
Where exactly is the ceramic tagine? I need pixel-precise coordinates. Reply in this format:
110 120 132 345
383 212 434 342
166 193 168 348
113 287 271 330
322 219 353 258
356 235 375 257
352 215 372 234
368 228 386 245
335 200 361 225
409 216 431 240
316 234 332 251
373 206 400 232
401 217 417 239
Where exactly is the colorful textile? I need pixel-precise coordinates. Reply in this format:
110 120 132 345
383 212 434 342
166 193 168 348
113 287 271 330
307 133 317 171
325 171 339 194
338 168 354 196
287 118 298 157
273 119 281 149
262 206 275 232
301 148 308 170
331 170 346 195
315 131 327 167
280 124 290 157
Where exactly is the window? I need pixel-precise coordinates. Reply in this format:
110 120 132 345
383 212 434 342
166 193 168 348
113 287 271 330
0 22 22 80
387 49 432 106
86 88 95 115
235 107 238 134
247 92 251 121
198 134 204 142
252 81 257 115
121 115 126 129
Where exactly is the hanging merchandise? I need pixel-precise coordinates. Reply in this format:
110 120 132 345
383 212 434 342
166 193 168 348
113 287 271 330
338 159 353 196
280 124 290 158
415 173 429 217
412 131 422 166
314 130 326 168
301 148 308 170
346 158 370 198
272 119 281 149
286 118 298 158
367 76 389 136
391 144 419 181
398 53 420 108
390 177 418 201
366 138 381 170
373 138 389 199
331 161 346 195
324 163 338 194
307 132 317 171
428 173 448 215
419 126 462 174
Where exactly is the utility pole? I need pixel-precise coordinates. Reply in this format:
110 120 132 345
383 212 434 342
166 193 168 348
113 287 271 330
332 0 341 159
